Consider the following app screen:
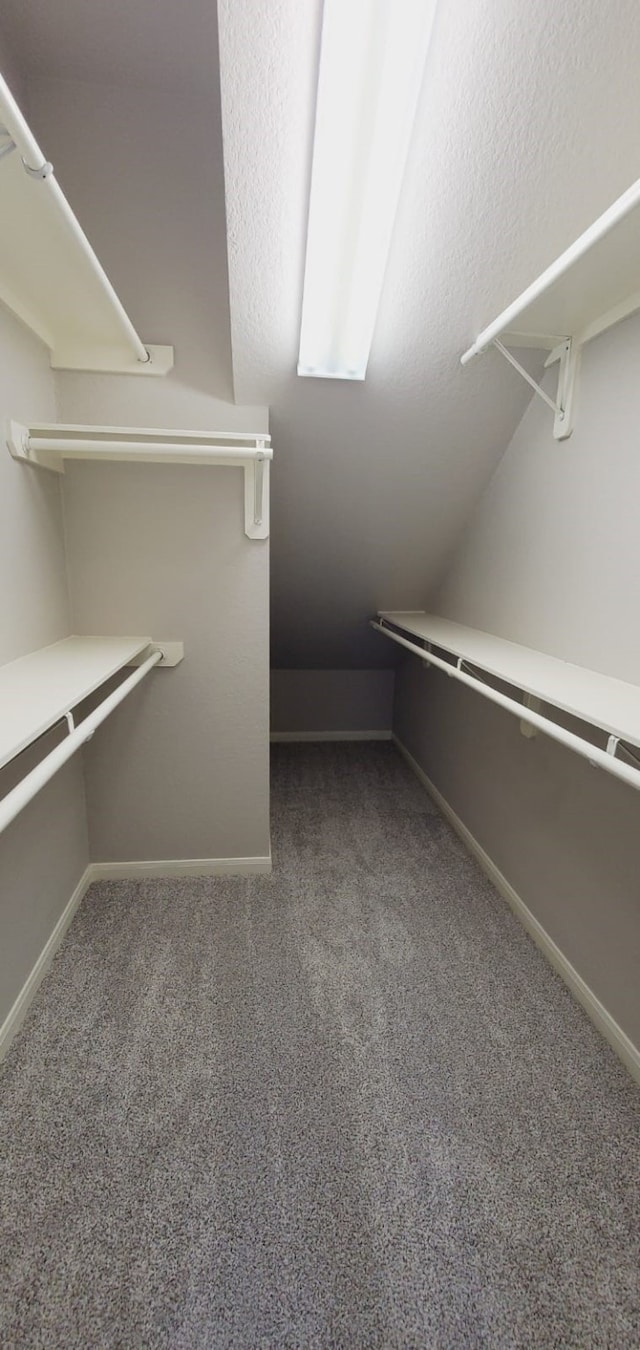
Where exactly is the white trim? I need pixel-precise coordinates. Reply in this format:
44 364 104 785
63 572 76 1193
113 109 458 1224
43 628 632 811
0 864 93 1061
393 735 640 1085
0 853 272 1060
270 730 392 742
87 855 272 881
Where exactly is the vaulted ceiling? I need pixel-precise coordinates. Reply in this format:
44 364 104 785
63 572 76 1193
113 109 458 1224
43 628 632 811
3 0 640 667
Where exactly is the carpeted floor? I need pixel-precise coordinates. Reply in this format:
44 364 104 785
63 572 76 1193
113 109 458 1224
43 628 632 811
1 743 639 1348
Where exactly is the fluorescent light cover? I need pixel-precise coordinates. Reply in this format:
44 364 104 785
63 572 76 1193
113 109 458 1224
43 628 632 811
298 0 437 381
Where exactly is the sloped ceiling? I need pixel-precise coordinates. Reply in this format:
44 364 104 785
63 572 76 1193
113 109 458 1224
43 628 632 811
218 0 640 667
2 1 640 668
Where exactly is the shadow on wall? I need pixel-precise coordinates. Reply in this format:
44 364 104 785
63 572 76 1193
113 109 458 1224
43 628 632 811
270 669 395 736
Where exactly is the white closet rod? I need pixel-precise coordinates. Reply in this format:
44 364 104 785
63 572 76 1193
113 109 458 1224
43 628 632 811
459 175 640 363
0 74 150 367
371 621 640 793
0 648 162 838
26 438 271 462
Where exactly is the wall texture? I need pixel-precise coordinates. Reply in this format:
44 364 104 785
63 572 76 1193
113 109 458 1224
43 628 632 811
219 0 640 670
271 670 394 736
0 304 89 1032
394 315 640 1052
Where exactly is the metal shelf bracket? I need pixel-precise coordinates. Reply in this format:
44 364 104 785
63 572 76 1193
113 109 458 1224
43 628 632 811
8 420 271 540
244 446 270 540
493 336 580 440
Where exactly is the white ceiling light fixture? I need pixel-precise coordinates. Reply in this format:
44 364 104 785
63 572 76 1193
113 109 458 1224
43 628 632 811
298 0 438 382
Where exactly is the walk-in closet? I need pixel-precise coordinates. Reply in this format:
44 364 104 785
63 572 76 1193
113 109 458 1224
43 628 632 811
1 1 639 1345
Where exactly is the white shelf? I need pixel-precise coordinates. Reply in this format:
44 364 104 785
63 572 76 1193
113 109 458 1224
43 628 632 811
378 612 640 748
7 421 273 541
0 74 172 376
460 176 640 439
0 636 151 770
461 176 640 360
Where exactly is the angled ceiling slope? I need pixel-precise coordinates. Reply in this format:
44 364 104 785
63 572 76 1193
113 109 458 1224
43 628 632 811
2 2 640 669
218 0 640 668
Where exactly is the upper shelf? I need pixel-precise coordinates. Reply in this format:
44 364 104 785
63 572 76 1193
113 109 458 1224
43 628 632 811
378 611 640 749
461 176 640 362
460 176 640 440
0 73 172 376
0 636 152 770
7 420 273 540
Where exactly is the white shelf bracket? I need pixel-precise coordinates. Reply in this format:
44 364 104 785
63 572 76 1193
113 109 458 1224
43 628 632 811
520 692 541 738
545 338 580 441
7 420 63 473
244 447 270 540
8 421 271 540
493 337 579 440
22 155 53 180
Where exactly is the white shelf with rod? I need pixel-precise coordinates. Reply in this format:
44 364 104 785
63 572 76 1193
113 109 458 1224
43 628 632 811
372 611 640 792
0 72 173 376
460 175 640 439
7 421 273 540
0 635 182 836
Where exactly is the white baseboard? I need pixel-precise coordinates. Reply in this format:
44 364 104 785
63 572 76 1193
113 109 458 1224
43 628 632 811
0 864 93 1062
86 855 272 881
270 730 392 742
393 735 640 1086
0 854 272 1061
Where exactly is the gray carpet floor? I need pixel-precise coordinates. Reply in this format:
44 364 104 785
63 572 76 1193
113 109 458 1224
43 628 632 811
1 743 639 1348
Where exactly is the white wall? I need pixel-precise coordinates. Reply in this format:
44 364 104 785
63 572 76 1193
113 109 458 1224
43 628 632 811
394 315 640 1052
0 303 89 1030
271 670 394 736
21 73 271 867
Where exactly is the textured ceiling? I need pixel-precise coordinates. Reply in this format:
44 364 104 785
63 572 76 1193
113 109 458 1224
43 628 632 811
218 0 640 666
2 1 640 669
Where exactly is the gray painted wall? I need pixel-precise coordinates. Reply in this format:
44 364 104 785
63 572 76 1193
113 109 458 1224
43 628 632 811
271 670 394 736
26 75 266 433
394 314 640 1051
0 47 271 1039
0 304 89 1030
64 462 270 863
434 313 640 682
394 663 640 1048
23 74 271 866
